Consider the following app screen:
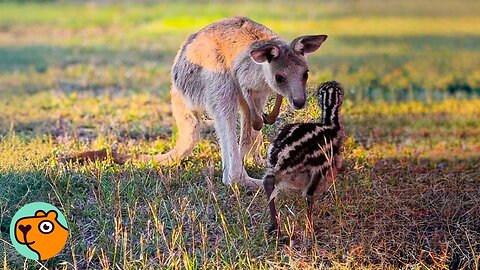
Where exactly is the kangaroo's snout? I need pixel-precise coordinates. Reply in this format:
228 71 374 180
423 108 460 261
289 89 306 109
292 97 306 109
19 224 31 235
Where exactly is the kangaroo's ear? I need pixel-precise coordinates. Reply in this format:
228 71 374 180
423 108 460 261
291 35 327 55
250 44 280 64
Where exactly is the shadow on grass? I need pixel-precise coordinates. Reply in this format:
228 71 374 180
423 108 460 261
0 154 479 268
0 155 256 268
305 155 480 269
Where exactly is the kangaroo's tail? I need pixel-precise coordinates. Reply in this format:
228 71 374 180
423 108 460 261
61 149 131 165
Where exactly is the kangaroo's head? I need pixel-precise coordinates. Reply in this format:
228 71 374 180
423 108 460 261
250 35 327 109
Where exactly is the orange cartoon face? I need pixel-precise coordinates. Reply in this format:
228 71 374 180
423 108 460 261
15 210 69 260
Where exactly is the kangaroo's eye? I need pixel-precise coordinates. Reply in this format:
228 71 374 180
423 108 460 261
39 221 54 234
303 71 309 80
275 74 286 84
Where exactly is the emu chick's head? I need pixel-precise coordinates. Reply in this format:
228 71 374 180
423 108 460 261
317 81 344 112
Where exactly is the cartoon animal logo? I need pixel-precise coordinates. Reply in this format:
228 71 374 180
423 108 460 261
14 209 69 260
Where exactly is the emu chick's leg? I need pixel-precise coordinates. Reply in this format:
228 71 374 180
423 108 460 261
306 196 314 227
264 174 279 233
263 94 283 125
305 171 324 227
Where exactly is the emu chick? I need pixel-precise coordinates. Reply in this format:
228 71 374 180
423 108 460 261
263 81 345 233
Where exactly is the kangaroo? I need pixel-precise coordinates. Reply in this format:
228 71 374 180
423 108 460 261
66 17 327 188
151 17 327 188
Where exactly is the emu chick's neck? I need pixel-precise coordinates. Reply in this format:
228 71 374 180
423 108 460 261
320 105 341 127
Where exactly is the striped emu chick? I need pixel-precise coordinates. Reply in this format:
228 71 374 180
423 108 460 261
263 81 345 233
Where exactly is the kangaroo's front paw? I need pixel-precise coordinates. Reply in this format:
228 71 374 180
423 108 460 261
252 115 263 131
262 112 276 125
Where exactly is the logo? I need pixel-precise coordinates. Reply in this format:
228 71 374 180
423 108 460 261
10 202 69 260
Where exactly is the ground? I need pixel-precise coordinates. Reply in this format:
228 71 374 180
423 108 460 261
0 1 479 269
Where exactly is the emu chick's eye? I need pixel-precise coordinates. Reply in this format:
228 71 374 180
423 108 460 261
303 71 309 80
275 74 286 84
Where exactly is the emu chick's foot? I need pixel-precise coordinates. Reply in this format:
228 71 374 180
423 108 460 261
268 224 279 235
267 230 290 247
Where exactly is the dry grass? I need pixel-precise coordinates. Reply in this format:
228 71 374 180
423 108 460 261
1 1 480 269
1 93 479 269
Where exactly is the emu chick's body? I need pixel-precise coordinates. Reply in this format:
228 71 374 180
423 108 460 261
263 81 345 233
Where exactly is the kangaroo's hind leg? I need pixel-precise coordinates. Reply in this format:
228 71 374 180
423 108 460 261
140 88 201 163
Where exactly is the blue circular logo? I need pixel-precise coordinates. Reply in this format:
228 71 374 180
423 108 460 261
10 202 69 260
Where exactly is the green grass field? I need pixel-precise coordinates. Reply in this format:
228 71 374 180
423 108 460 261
1 1 479 269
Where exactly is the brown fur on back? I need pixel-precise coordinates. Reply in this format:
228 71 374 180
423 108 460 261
184 17 279 72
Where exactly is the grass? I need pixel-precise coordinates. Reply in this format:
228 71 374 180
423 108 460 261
0 0 479 269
